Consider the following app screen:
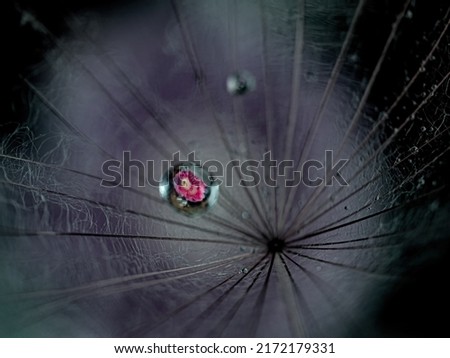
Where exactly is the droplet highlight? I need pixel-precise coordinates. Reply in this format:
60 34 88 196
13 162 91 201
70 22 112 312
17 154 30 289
226 71 255 95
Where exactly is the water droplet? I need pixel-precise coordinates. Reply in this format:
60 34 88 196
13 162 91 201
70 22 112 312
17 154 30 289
405 10 413 19
241 211 250 220
226 71 255 95
410 146 419 155
416 176 425 189
419 66 426 72
240 267 249 274
420 126 427 132
159 162 219 217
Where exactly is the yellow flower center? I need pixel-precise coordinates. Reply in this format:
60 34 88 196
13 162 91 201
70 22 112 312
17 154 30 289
181 178 190 189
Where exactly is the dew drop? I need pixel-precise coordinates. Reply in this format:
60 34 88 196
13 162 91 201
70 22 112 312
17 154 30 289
405 10 413 19
410 146 419 155
420 126 427 132
159 162 219 217
226 71 255 95
241 211 250 220
240 267 249 274
416 176 425 189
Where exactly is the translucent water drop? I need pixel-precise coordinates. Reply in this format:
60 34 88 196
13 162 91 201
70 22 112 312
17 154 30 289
405 10 413 19
416 176 425 189
240 267 249 274
241 211 250 220
159 162 219 217
226 71 255 95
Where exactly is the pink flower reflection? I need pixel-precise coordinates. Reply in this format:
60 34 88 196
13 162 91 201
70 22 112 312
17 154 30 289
173 170 207 202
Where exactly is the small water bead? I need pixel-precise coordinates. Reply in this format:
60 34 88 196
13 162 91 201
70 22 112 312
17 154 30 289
241 211 250 220
410 146 419 155
240 267 249 274
405 10 413 19
226 71 255 95
159 162 219 217
416 176 426 189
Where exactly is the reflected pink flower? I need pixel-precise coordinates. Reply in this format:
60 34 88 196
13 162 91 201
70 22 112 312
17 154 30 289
173 170 207 202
